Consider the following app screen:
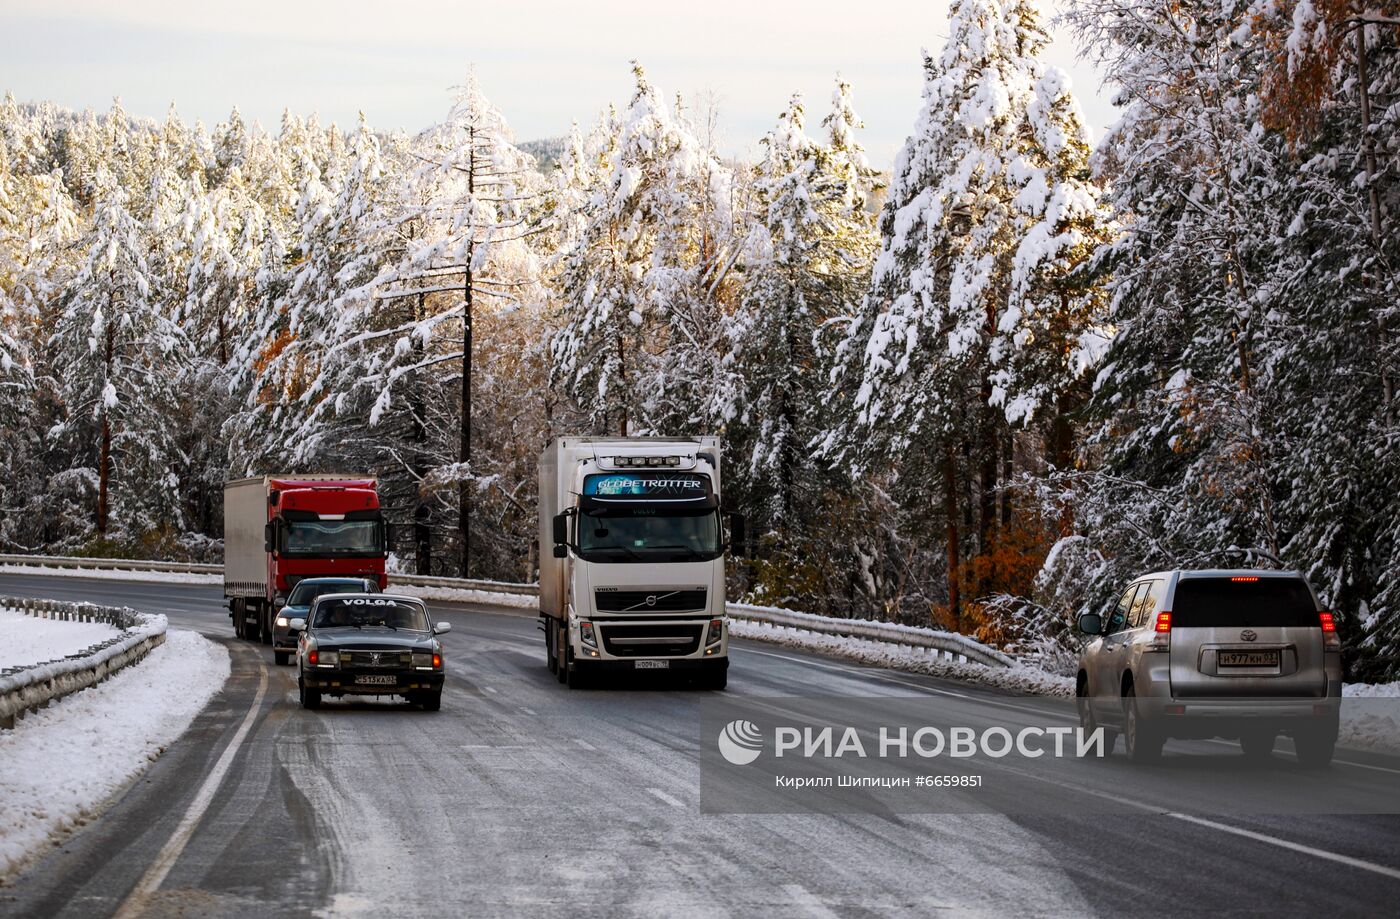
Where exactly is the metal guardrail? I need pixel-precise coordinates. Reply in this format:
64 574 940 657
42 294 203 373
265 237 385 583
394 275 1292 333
0 553 222 574
0 595 168 729
0 554 1011 668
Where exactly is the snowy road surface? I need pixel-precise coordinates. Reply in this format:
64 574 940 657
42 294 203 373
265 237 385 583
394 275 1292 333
0 608 121 671
0 572 1397 917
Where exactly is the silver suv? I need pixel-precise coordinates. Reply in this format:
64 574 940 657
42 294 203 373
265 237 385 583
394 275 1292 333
1075 570 1342 765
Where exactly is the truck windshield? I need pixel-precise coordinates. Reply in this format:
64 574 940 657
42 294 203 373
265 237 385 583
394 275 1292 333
283 520 384 557
577 508 720 562
287 580 369 607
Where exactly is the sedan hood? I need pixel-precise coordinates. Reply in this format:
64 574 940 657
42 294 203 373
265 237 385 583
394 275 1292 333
311 627 435 651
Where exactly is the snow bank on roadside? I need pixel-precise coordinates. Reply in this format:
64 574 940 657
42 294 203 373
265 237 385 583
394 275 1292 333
391 584 537 609
0 564 220 586
1340 682 1400 753
0 609 121 671
730 620 1075 696
0 629 230 881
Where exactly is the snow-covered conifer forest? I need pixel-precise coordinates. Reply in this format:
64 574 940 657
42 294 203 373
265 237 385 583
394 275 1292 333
3 1 1399 678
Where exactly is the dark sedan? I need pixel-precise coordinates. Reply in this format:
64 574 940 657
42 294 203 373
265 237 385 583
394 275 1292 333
292 594 450 711
271 577 380 665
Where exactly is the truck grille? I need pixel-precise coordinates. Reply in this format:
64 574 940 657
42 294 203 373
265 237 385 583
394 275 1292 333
340 650 411 668
594 589 707 613
600 623 703 657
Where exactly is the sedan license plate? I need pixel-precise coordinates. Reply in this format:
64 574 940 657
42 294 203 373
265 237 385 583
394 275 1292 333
354 674 397 685
1219 650 1280 667
634 659 670 670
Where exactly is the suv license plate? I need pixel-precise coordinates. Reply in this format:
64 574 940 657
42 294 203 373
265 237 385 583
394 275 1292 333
1219 651 1280 667
634 660 670 670
355 674 397 685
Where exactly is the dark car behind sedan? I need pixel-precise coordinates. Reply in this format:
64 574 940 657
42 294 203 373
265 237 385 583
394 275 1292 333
294 594 451 711
271 577 379 665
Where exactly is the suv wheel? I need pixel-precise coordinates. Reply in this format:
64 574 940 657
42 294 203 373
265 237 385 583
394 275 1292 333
1294 723 1336 769
1240 730 1276 759
1122 685 1162 763
1077 678 1117 754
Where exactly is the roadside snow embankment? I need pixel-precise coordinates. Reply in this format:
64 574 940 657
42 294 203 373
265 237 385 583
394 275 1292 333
0 629 229 881
392 584 538 609
0 609 122 671
729 620 1075 696
1340 682 1400 754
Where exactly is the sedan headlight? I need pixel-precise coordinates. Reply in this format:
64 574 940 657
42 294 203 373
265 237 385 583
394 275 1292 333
275 616 289 627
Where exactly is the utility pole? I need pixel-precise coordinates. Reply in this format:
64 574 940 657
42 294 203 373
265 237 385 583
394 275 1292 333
459 124 475 579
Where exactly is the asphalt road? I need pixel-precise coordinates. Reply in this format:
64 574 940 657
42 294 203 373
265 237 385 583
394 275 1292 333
2 572 1399 917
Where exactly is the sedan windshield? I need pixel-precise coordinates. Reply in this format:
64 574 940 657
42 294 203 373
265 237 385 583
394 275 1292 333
313 598 429 631
577 508 720 562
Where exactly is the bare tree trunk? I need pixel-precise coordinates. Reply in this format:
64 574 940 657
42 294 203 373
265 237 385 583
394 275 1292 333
1356 23 1393 425
617 335 629 436
97 309 115 537
97 414 110 537
943 443 961 632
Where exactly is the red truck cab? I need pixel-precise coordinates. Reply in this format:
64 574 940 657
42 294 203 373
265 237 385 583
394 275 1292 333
224 475 390 643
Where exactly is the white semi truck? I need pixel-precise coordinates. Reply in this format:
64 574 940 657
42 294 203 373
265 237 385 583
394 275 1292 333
538 436 745 689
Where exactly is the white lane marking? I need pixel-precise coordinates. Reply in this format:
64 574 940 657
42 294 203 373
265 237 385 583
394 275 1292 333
1202 737 1400 776
521 707 538 716
573 739 596 751
781 883 843 919
646 787 685 808
483 686 499 694
112 658 270 919
1167 812 1400 881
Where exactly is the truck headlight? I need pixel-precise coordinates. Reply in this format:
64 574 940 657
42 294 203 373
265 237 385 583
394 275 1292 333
706 618 724 645
580 621 598 648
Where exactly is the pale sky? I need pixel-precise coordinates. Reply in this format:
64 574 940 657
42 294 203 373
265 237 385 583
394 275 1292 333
0 0 1115 168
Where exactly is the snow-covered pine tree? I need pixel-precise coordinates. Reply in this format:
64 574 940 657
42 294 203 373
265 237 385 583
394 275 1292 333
725 85 880 608
553 63 734 437
823 1 1109 627
49 163 187 540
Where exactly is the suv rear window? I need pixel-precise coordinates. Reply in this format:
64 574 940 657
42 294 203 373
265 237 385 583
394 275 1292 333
1172 577 1317 627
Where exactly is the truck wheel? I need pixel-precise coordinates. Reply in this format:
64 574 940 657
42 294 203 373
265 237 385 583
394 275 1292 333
261 607 273 646
555 623 568 684
232 599 246 639
274 651 290 666
1122 685 1163 763
299 676 321 710
702 668 728 691
566 658 591 690
546 622 558 675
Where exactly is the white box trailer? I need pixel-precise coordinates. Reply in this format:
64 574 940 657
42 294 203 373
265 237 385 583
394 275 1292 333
538 436 742 690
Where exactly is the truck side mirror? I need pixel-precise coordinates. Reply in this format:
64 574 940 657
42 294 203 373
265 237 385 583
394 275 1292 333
264 521 275 553
552 513 569 548
552 544 568 558
383 522 395 550
728 513 747 557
